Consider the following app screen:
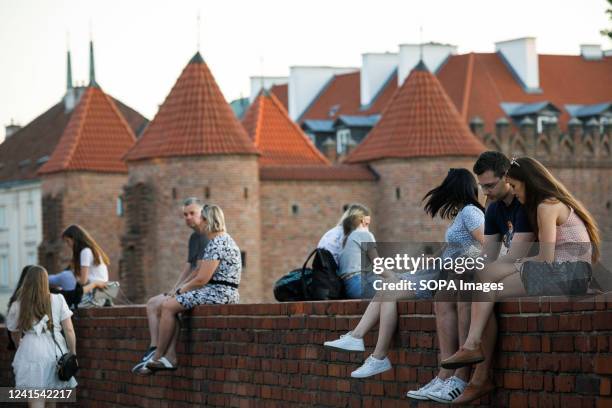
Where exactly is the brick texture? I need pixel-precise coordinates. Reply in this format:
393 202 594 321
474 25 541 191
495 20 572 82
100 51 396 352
38 172 128 280
1 299 610 407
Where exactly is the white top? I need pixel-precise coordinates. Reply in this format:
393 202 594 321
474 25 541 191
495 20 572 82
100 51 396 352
7 294 77 389
80 247 109 282
317 225 344 264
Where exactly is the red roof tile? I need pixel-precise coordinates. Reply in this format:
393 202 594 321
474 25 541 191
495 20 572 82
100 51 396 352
299 71 397 122
242 92 329 166
345 64 486 163
260 164 377 181
38 86 137 174
125 52 258 161
437 53 612 132
0 95 146 184
269 84 288 110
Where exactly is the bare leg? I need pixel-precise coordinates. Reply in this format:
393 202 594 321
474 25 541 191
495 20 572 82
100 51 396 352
152 298 186 364
454 301 471 382
372 301 398 359
435 301 458 380
351 300 381 338
464 272 526 350
471 313 497 384
146 294 168 347
164 318 181 362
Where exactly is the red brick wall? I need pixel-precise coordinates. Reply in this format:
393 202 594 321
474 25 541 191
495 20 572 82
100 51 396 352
259 179 377 301
1 298 610 407
370 157 479 242
124 155 261 303
39 172 128 281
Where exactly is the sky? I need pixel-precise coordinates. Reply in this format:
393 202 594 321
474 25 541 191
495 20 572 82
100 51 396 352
0 0 610 130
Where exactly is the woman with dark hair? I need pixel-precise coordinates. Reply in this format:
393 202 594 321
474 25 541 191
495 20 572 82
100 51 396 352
324 169 485 394
59 225 109 295
442 157 599 392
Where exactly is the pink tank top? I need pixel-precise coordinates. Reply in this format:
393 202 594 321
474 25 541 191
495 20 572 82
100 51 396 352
555 207 592 263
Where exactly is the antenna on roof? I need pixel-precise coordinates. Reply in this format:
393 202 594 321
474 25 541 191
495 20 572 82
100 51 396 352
260 55 266 96
196 10 201 52
419 26 424 62
66 31 73 90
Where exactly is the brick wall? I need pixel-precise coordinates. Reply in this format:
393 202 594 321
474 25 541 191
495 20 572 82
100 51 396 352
259 179 377 302
39 172 128 281
124 156 261 303
2 298 610 407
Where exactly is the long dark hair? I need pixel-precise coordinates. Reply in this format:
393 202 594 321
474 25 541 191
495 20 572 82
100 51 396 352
506 157 600 262
8 265 34 311
61 224 110 278
423 168 484 219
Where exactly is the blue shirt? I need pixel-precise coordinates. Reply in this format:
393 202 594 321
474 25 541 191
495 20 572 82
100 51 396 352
485 197 532 250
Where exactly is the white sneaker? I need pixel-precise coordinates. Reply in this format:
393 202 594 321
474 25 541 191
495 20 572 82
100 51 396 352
427 376 467 403
323 332 365 352
350 355 392 378
406 376 445 400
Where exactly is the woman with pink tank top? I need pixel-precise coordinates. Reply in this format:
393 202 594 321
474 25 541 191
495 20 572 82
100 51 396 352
440 156 600 394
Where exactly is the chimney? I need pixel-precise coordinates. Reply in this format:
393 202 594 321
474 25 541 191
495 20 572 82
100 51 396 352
495 37 540 92
360 52 398 107
580 44 603 61
249 76 288 103
322 137 337 163
288 66 358 121
469 116 484 138
398 42 457 85
5 120 21 139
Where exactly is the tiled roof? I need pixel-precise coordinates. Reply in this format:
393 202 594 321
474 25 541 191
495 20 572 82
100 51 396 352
125 52 258 161
345 64 486 163
0 92 147 184
260 164 377 181
270 84 288 110
299 71 397 122
242 91 329 166
437 53 612 131
39 86 137 174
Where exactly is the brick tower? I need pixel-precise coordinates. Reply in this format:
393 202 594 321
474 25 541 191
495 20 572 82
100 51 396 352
122 52 261 303
37 82 137 279
345 61 486 242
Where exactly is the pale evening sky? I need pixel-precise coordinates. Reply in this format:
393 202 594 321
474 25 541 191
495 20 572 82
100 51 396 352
0 0 610 130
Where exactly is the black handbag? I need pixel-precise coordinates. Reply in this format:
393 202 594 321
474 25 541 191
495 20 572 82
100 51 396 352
50 314 79 381
520 261 592 296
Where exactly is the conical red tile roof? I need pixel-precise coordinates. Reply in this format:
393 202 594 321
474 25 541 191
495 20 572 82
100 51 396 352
39 86 137 174
345 63 486 163
242 91 329 166
125 52 258 161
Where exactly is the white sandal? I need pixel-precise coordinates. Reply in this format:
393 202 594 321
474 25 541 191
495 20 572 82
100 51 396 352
146 356 178 371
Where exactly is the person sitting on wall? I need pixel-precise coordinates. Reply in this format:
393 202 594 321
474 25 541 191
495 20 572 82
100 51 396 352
136 204 242 374
317 203 372 265
131 197 209 373
60 225 111 307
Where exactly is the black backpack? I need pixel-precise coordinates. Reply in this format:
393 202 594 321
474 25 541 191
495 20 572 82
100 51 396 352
273 248 344 301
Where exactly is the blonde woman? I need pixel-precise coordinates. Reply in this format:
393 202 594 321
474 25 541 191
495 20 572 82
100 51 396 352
141 204 242 373
317 203 371 264
6 265 77 404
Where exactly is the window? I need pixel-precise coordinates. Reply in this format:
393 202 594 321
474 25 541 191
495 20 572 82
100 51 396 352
336 129 351 154
244 187 249 200
0 206 5 228
536 115 557 133
204 186 211 199
116 196 124 217
0 254 9 288
27 251 37 265
291 204 299 215
396 187 401 200
240 251 247 268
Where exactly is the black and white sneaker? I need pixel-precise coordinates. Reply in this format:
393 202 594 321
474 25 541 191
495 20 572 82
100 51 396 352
131 346 157 373
427 376 467 403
